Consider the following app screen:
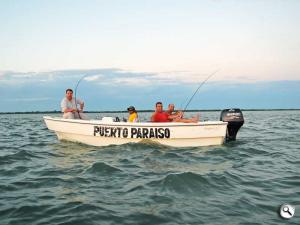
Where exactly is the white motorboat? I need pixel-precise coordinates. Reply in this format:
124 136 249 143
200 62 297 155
43 109 244 147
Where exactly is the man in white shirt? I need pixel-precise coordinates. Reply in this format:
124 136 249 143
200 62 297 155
61 88 88 119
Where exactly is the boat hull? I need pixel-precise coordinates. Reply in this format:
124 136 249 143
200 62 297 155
43 116 228 147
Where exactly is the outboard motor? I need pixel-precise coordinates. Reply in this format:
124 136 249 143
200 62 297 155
220 108 244 141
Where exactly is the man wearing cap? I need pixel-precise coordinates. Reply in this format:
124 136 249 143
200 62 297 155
127 106 138 122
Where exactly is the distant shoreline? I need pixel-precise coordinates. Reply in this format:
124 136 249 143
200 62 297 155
1 109 299 114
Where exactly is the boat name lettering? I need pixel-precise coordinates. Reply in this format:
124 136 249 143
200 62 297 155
93 126 170 139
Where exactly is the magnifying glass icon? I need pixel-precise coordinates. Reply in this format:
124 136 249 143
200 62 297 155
280 204 295 219
283 206 292 216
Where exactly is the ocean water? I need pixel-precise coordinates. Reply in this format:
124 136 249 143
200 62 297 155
0 110 299 225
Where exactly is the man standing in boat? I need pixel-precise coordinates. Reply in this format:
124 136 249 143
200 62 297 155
61 88 88 120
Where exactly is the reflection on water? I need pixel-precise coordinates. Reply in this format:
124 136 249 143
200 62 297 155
48 142 96 168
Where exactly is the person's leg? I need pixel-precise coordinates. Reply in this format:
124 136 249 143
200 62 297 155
74 111 80 119
79 112 88 120
63 112 75 119
73 111 88 120
172 114 199 123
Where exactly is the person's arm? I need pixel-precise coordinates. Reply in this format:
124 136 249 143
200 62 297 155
61 98 77 113
167 111 183 120
167 114 178 120
150 113 156 122
128 114 133 122
65 108 76 113
76 98 84 112
177 111 183 119
61 99 73 113
133 113 138 122
79 102 84 112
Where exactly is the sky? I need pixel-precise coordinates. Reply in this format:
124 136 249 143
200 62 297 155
0 0 300 112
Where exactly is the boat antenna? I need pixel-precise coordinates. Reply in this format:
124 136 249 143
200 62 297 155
74 74 88 119
183 69 219 112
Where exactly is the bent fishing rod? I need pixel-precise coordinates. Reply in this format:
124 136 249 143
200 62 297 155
182 69 219 112
74 74 89 119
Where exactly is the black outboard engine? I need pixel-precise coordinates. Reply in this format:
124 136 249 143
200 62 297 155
220 108 244 141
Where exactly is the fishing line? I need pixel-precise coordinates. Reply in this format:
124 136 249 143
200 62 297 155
182 69 219 112
74 74 89 119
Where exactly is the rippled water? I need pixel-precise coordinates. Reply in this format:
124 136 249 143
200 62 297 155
0 111 299 225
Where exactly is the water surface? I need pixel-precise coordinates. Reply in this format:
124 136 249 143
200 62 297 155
0 111 299 225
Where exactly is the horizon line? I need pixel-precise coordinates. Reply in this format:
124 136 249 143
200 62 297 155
1 108 300 114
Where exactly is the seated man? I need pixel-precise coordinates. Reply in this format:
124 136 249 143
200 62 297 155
151 102 169 122
165 103 182 121
166 103 199 123
60 88 88 119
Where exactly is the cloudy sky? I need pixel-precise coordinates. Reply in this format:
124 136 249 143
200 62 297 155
0 0 299 112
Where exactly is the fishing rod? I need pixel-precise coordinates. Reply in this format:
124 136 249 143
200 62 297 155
182 69 219 112
74 74 89 119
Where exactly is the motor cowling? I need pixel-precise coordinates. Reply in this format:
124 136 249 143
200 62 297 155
220 108 244 141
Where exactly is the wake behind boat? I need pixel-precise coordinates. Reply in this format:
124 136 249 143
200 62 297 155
44 109 244 147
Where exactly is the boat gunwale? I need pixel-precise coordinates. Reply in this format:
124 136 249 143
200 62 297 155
43 116 228 127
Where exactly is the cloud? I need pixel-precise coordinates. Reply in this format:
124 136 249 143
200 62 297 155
83 74 104 82
1 68 280 88
111 77 152 86
155 71 211 84
3 97 53 102
0 75 299 112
